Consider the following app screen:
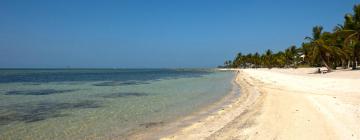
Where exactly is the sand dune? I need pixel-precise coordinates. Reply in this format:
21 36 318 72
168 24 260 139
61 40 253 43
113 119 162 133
161 68 360 140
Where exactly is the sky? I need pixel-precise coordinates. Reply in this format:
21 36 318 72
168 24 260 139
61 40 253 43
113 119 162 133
0 0 358 68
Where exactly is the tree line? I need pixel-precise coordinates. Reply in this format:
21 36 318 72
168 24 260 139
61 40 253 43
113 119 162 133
222 4 360 72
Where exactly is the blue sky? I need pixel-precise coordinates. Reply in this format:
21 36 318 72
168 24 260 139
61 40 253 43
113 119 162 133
0 0 358 68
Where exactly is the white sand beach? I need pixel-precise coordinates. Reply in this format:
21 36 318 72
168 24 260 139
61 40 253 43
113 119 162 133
161 68 360 140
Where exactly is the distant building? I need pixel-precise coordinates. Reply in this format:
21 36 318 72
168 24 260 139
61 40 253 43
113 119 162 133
300 54 305 61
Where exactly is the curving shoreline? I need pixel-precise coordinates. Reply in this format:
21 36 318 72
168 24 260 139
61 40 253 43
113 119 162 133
125 71 240 140
160 70 264 139
161 68 360 140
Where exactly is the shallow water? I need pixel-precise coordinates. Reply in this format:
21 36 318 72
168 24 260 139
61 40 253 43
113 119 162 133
0 69 234 139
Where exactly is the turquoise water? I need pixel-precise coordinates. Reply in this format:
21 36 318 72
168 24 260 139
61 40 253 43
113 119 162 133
0 69 235 139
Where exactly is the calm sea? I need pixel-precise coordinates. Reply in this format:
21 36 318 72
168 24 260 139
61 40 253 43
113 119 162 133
0 69 235 139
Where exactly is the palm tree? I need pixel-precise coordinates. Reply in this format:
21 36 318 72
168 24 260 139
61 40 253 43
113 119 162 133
225 4 360 70
341 4 360 69
305 26 334 72
300 42 312 65
284 45 298 68
253 52 260 68
223 61 228 68
233 52 243 68
333 25 352 68
273 51 286 67
245 53 253 68
264 49 273 68
289 45 300 67
224 60 232 68
284 48 291 67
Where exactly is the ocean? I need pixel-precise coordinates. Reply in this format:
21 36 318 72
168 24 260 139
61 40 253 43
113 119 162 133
0 69 235 139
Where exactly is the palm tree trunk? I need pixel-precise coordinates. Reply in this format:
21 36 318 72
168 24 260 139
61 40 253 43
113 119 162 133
352 57 357 70
341 60 346 69
321 56 332 72
356 60 358 69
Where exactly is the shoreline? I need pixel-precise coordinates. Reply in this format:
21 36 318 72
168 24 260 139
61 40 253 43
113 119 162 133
160 69 264 139
160 68 360 140
125 72 241 139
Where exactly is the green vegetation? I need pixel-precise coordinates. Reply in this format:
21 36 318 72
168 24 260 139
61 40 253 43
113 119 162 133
222 4 360 72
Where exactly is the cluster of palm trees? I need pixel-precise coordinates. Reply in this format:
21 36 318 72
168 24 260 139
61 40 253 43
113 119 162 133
223 4 360 72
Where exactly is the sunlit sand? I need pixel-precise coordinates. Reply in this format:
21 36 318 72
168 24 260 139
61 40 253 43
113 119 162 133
162 68 360 140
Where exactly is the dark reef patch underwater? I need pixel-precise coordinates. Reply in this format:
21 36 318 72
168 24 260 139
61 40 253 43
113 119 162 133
93 81 150 86
101 92 149 98
0 69 211 83
5 89 78 95
0 100 101 125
